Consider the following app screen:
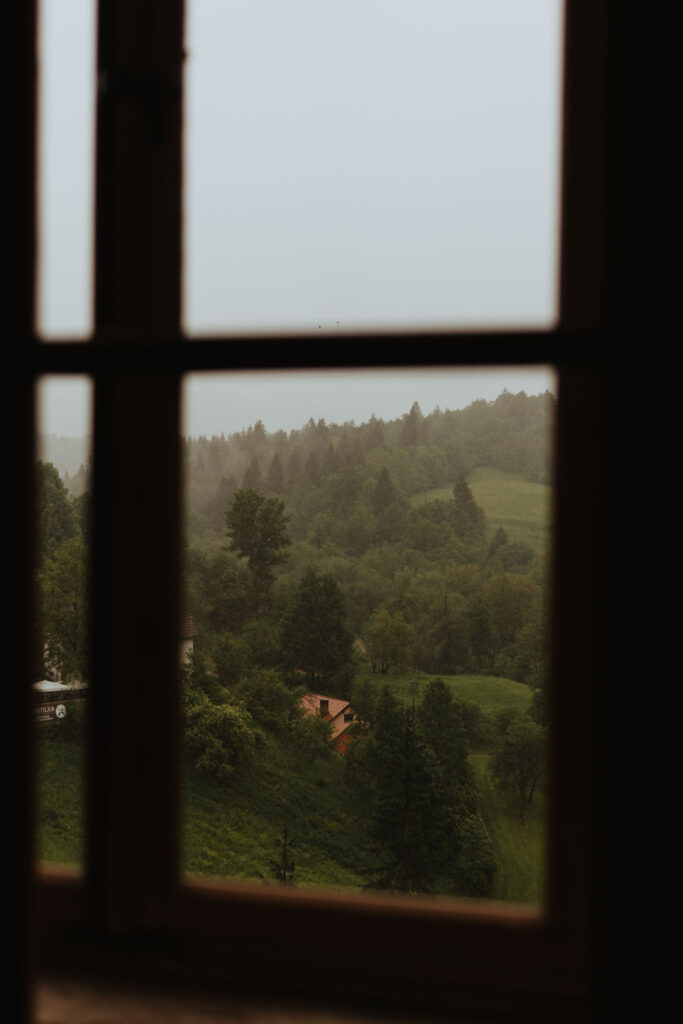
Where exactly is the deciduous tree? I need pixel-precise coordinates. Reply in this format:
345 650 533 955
36 461 78 561
279 569 354 688
40 535 88 680
362 606 415 674
225 488 291 594
491 713 545 807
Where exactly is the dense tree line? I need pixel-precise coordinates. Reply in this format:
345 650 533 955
184 483 549 688
183 390 553 539
180 391 552 688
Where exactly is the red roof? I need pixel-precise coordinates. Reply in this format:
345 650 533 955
300 693 356 745
180 613 199 639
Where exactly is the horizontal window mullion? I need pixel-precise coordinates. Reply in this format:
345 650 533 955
22 329 603 379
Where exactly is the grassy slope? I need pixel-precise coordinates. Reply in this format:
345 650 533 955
183 732 365 890
35 731 85 868
357 669 533 716
471 756 546 905
411 467 552 553
36 677 544 903
352 668 543 902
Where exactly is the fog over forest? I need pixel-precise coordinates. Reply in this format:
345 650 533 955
38 369 555 449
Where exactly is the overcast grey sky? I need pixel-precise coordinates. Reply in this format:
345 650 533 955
184 0 564 334
36 1 561 435
182 367 556 438
39 367 555 440
38 0 563 337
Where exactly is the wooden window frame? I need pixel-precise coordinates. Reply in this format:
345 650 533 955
8 2 640 1021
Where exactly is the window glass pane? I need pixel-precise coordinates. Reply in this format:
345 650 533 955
181 367 554 903
183 1 564 335
36 0 96 339
35 377 93 869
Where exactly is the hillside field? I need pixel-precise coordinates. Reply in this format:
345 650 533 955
36 667 544 905
412 467 552 553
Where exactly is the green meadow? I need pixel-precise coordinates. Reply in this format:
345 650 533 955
412 467 552 553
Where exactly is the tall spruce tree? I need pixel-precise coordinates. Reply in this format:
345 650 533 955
364 688 457 893
399 401 423 447
264 453 285 494
242 456 263 491
452 473 486 543
418 678 470 792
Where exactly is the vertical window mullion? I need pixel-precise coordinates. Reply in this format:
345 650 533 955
89 0 184 933
558 0 609 329
9 5 38 1020
94 0 184 335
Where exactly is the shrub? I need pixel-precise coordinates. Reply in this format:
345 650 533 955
183 686 255 781
452 813 496 898
235 669 301 730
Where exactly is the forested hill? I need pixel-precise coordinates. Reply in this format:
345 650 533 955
184 389 555 545
35 389 553 687
37 387 553 900
181 389 553 688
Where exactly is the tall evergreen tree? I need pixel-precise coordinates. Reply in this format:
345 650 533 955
242 456 263 491
304 450 320 486
363 688 457 893
372 466 398 514
418 678 470 791
285 449 303 492
264 453 285 494
399 401 423 447
452 473 486 543
488 525 509 559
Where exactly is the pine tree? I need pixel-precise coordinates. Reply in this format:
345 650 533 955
488 525 509 559
399 401 423 447
242 456 263 491
364 689 457 893
372 466 398 514
264 453 285 494
452 473 485 543
418 678 470 790
304 450 320 486
285 449 303 492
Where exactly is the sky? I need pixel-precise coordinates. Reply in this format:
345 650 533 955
36 1 562 435
38 367 555 440
37 0 564 338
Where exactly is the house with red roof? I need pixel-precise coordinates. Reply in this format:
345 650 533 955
300 692 358 754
